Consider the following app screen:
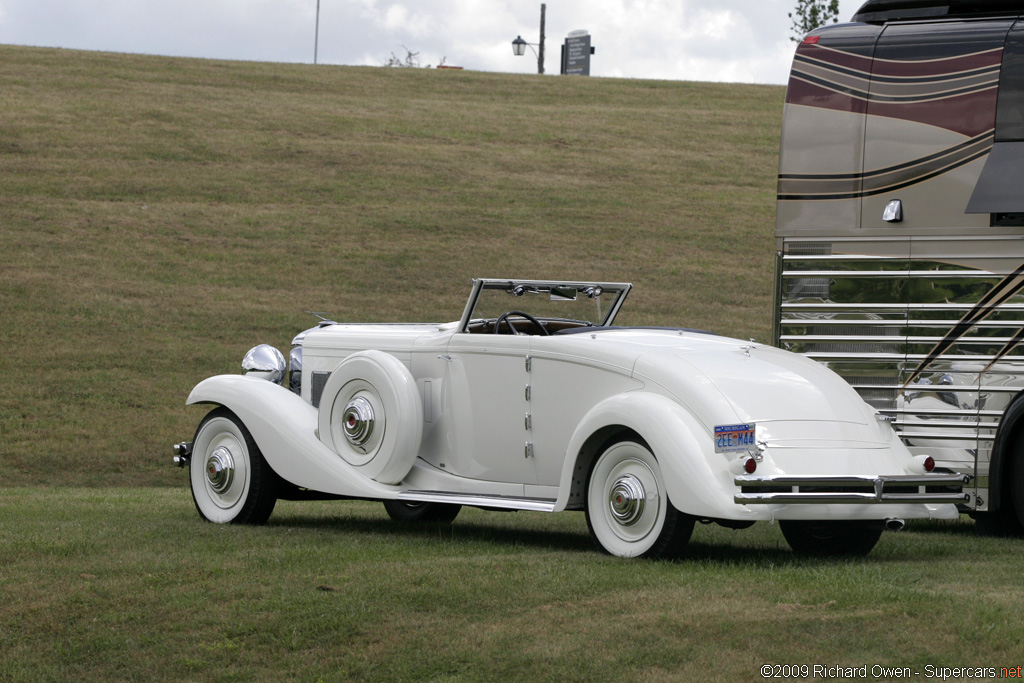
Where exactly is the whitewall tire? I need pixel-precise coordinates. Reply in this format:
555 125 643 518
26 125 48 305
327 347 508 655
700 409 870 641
190 408 278 524
585 440 693 559
318 350 423 485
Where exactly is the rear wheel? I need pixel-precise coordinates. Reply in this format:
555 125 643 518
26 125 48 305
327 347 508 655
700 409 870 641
383 500 461 523
1008 449 1024 532
976 438 1024 537
973 510 1022 536
585 440 693 559
779 520 883 557
190 407 278 524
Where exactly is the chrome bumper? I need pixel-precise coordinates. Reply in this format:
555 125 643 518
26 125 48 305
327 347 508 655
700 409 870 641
172 441 193 468
734 472 971 505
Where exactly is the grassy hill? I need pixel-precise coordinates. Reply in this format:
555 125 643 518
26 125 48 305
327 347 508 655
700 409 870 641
0 45 784 486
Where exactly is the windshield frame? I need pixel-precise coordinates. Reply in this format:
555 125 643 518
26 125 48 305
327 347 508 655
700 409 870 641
457 278 633 334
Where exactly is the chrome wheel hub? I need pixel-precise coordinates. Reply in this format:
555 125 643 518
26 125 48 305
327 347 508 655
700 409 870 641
609 473 646 526
206 446 235 494
342 396 375 446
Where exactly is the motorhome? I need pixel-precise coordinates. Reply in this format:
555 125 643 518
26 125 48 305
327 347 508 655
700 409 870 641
775 0 1024 533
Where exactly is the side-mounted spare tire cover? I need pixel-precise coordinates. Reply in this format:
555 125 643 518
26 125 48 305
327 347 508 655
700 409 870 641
317 350 423 485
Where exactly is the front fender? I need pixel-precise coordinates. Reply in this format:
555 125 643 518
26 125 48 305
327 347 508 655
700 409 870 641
555 391 756 522
187 375 396 499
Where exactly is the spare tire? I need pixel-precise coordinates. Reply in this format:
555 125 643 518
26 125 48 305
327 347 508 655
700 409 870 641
317 350 423 484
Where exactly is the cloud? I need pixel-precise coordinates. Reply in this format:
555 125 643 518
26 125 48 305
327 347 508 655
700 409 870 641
0 0 866 83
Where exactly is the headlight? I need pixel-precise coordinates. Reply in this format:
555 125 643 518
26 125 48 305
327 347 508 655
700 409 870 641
241 344 286 385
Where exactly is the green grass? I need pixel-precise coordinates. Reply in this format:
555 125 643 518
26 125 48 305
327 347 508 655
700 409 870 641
2 490 1022 682
0 45 781 487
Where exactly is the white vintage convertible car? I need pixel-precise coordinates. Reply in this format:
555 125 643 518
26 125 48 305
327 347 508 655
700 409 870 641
174 279 969 558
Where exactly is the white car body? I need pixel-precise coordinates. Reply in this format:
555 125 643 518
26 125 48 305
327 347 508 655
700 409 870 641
177 279 969 558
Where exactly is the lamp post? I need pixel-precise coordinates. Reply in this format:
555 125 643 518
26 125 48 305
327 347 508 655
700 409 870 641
314 0 320 64
511 3 546 74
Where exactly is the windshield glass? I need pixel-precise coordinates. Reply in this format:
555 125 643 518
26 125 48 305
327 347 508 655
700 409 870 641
461 280 631 332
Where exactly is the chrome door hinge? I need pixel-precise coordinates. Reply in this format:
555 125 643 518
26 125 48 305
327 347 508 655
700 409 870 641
524 412 532 430
524 442 534 458
525 355 532 372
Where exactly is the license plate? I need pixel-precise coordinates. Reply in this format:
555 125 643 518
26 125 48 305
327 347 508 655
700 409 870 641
714 423 755 453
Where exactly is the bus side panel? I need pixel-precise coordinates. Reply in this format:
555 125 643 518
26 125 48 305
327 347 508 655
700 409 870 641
861 20 1009 233
776 24 881 237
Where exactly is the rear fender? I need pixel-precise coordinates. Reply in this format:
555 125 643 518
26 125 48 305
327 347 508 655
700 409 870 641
555 391 754 522
187 375 396 499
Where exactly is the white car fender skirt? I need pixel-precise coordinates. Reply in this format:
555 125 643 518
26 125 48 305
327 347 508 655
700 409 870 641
317 350 423 485
557 391 755 521
186 374 397 499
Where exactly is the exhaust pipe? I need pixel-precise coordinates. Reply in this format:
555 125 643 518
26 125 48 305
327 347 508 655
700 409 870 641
885 518 905 532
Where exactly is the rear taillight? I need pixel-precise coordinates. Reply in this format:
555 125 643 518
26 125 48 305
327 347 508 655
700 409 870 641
910 454 937 474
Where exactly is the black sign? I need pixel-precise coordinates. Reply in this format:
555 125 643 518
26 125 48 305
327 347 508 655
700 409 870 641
562 34 592 76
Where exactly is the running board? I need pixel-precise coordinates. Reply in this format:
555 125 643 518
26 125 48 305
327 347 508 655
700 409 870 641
397 490 557 512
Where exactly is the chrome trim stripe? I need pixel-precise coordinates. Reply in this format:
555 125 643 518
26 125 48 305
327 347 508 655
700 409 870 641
397 490 556 512
880 409 1005 417
894 433 994 442
891 420 984 429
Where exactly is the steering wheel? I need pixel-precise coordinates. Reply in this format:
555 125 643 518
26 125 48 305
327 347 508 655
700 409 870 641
494 310 550 336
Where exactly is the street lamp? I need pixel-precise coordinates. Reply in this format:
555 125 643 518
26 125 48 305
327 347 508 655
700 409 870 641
511 3 546 74
314 0 321 64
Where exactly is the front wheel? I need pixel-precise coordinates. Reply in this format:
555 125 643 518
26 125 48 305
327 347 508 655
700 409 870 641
190 408 278 524
585 440 694 559
779 520 884 557
382 500 461 523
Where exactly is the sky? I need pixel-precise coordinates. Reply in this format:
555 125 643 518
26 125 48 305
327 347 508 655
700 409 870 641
0 0 865 85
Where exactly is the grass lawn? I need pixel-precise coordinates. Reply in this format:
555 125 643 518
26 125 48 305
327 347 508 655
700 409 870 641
2 489 1021 682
